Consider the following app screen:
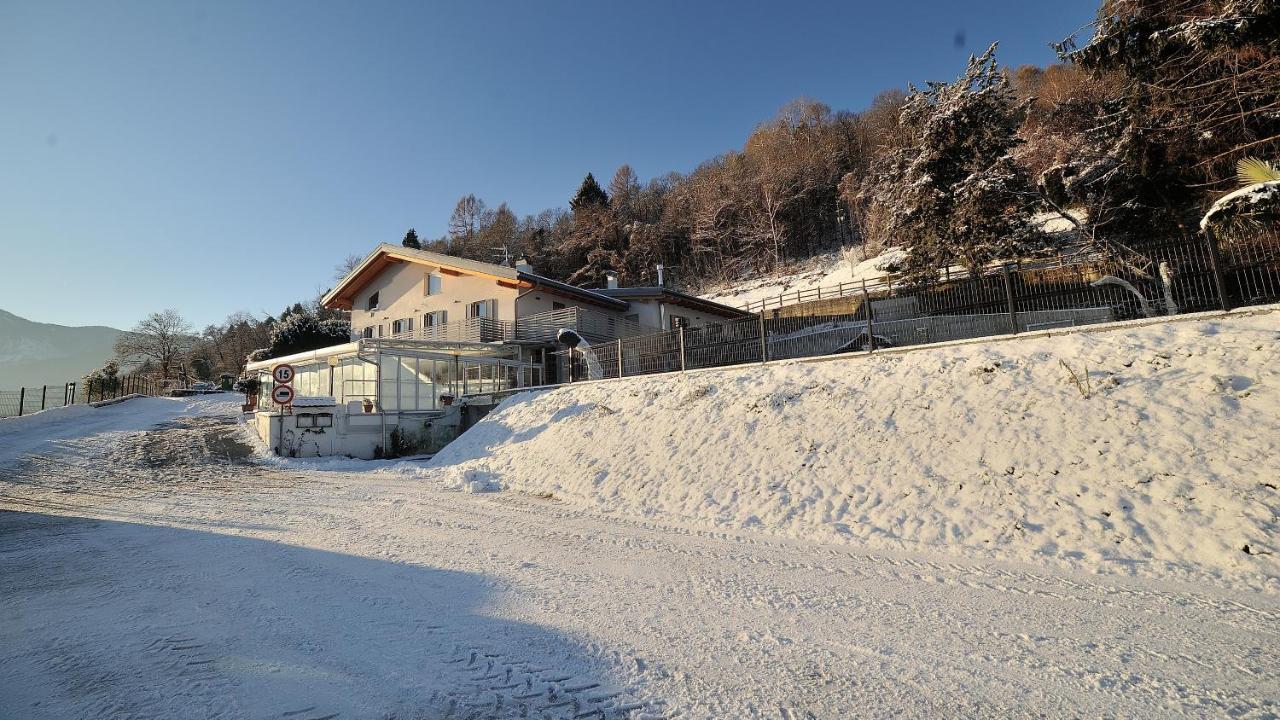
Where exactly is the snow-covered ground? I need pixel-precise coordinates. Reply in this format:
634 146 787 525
698 211 1084 311
698 246 906 311
2 312 1278 718
435 307 1280 584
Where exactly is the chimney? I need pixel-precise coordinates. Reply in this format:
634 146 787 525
656 263 665 288
606 271 619 290
515 257 533 274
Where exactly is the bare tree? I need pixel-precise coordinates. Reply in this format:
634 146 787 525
334 253 362 281
448 194 488 258
114 309 195 380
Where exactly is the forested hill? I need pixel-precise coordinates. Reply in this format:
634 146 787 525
382 2 1276 295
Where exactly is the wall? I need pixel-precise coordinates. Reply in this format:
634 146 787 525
250 402 464 459
351 262 519 337
627 299 740 331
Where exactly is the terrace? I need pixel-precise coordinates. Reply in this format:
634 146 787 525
389 306 655 345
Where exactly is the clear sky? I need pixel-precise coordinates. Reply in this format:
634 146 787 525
0 0 1099 331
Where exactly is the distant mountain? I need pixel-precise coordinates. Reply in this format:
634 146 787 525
0 310 123 389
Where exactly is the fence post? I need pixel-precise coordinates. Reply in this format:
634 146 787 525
68 382 75 405
616 339 623 379
17 387 25 417
678 327 686 372
758 313 768 363
1204 228 1232 311
862 280 875 352
40 385 47 411
1001 263 1020 334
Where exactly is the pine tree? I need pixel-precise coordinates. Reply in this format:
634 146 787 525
865 44 1048 278
402 228 421 249
570 173 609 211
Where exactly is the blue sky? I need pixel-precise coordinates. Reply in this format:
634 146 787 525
0 0 1098 330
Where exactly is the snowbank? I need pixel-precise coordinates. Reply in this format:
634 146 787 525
0 394 243 466
430 309 1280 579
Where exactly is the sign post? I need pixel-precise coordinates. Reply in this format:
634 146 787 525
272 364 295 385
271 384 295 405
271 364 295 456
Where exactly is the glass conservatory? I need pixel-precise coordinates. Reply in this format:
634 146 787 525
246 339 544 414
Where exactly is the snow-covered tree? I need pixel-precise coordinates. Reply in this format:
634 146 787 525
265 312 351 360
864 44 1047 278
1050 0 1280 248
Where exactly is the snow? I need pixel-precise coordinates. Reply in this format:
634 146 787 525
2 311 1278 718
1200 180 1280 231
699 211 1085 311
290 395 337 407
699 246 908 310
0 394 243 467
431 307 1280 583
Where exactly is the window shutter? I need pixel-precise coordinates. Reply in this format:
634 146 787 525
487 299 497 320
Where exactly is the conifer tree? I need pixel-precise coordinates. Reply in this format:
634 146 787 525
401 228 421 249
570 173 609 211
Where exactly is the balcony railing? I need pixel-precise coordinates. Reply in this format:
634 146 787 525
391 317 510 343
514 307 654 343
383 307 657 345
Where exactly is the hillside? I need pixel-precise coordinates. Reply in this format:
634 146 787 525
430 307 1280 582
0 310 122 388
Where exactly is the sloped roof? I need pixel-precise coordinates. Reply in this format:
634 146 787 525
321 244 628 311
595 287 753 318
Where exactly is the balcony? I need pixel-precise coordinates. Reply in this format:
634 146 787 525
385 307 657 346
391 317 510 343
514 307 653 343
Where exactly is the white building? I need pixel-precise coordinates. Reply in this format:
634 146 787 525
244 244 749 458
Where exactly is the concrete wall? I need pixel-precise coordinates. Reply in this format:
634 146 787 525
351 262 519 337
251 402 464 459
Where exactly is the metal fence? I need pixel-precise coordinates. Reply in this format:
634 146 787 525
0 383 79 419
0 374 169 419
555 232 1280 383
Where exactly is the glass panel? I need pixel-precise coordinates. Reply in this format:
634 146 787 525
379 354 400 411
398 355 418 411
432 359 454 406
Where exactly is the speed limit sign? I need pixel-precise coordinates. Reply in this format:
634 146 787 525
272 364 295 384
271 384 295 405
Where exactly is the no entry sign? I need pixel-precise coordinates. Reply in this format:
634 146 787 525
272 364 295 384
271 384 295 405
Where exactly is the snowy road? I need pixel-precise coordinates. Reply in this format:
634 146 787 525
2 399 1277 718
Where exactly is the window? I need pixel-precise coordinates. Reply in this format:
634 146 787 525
296 413 333 429
361 326 374 339
423 310 447 327
377 324 385 338
669 315 690 330
391 318 414 335
366 292 380 311
426 273 442 296
467 299 498 320
552 301 566 311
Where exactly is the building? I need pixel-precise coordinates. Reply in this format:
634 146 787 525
244 244 749 458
